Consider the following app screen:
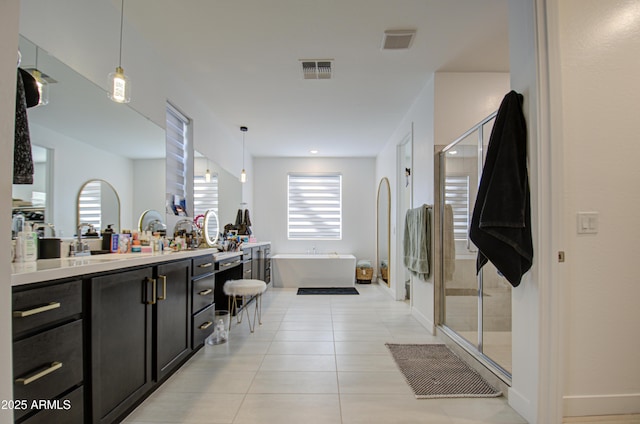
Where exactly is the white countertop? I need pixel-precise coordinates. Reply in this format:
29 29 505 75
11 248 243 287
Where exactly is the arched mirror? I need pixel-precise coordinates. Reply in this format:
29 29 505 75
203 208 219 247
377 177 391 287
77 179 120 234
138 209 166 233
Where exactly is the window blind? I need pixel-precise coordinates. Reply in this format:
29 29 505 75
78 180 102 231
288 174 342 240
444 176 470 241
166 104 189 201
193 174 218 218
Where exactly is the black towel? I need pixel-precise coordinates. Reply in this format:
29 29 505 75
469 90 533 287
14 69 35 185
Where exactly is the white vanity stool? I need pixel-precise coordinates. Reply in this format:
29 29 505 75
223 279 267 333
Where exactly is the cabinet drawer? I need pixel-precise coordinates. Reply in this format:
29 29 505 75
242 248 253 260
13 320 83 420
20 385 84 424
12 280 82 336
217 255 242 271
193 255 215 277
192 274 214 314
242 261 252 278
192 304 215 348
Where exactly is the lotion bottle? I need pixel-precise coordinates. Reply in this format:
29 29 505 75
22 223 38 262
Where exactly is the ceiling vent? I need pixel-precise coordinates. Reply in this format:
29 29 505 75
382 29 416 50
300 60 333 79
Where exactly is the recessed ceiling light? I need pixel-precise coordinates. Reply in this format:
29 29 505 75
310 149 319 155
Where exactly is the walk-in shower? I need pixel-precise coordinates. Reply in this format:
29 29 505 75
435 111 512 382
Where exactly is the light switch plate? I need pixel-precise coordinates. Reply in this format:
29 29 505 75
577 212 599 234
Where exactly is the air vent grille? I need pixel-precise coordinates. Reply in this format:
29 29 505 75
300 60 333 79
382 30 416 50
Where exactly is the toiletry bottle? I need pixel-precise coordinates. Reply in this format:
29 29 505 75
22 223 38 262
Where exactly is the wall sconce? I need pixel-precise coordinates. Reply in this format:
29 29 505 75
108 0 131 103
240 126 248 183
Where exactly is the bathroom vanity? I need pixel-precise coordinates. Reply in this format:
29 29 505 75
10 247 262 424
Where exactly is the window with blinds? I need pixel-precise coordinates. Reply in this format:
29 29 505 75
444 176 470 241
287 174 342 240
193 174 218 217
166 103 189 202
78 180 102 231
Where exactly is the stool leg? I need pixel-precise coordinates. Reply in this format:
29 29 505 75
257 293 263 326
235 296 243 324
227 295 232 332
245 295 255 332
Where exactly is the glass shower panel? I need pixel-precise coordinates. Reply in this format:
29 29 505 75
482 260 513 373
443 135 479 346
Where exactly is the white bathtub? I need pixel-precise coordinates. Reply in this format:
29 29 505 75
271 253 357 288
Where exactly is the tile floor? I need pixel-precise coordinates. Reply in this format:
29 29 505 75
123 283 528 424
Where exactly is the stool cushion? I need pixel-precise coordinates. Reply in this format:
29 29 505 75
224 279 267 296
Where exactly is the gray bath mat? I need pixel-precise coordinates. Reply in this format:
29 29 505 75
297 287 359 295
386 343 502 398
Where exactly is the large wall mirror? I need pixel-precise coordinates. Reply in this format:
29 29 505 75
377 177 391 287
15 35 242 239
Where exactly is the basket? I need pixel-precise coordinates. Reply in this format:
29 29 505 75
380 267 388 281
356 266 373 281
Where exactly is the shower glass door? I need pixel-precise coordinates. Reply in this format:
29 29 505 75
439 112 512 377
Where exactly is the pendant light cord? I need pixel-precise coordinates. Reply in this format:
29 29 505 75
118 0 125 67
242 132 245 169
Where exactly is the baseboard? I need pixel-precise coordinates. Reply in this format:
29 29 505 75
508 386 535 424
564 393 640 417
410 307 434 334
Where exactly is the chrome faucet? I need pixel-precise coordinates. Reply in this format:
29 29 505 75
71 223 93 256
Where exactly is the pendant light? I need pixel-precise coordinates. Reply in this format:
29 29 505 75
108 0 131 103
31 46 49 106
205 159 211 183
240 126 248 183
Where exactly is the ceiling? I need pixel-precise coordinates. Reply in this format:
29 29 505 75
121 0 510 158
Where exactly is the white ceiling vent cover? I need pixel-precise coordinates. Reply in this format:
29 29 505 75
300 60 333 79
382 30 416 50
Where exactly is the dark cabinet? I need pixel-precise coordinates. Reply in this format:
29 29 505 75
12 279 83 423
155 260 192 381
90 267 154 424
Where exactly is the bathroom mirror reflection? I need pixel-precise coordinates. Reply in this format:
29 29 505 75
77 179 120 234
12 145 51 227
194 152 242 229
17 34 165 238
377 177 391 287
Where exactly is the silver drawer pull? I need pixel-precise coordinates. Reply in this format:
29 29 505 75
198 262 213 268
13 302 61 318
221 260 241 267
198 289 212 296
199 321 212 330
15 362 63 385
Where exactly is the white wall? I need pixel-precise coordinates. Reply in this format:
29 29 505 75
0 1 20 419
253 157 375 262
553 0 640 416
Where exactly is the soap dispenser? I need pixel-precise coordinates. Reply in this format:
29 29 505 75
101 224 114 251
